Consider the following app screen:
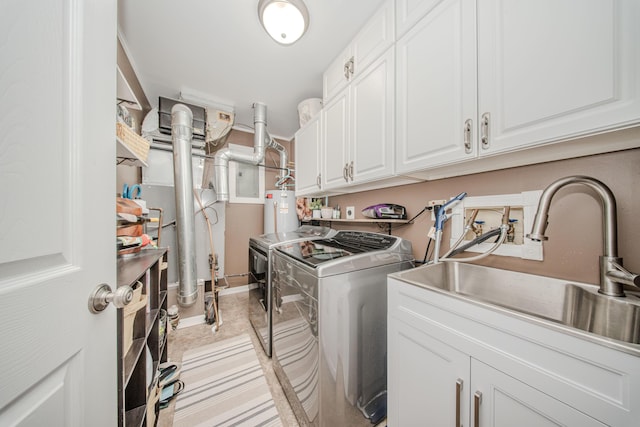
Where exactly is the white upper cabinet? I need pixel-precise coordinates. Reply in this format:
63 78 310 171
477 0 640 155
323 0 395 102
323 48 396 190
294 114 322 196
322 89 351 189
395 0 476 174
396 0 640 176
350 48 396 184
396 0 447 38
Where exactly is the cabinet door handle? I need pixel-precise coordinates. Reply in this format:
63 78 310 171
474 391 482 427
455 379 463 427
348 161 354 181
343 163 349 182
464 119 473 154
349 57 355 77
480 113 490 150
344 57 355 79
316 174 321 188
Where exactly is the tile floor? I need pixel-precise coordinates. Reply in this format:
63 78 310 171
157 291 300 427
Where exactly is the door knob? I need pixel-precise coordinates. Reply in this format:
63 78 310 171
88 283 134 314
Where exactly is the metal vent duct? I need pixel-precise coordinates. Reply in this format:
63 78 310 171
171 104 198 307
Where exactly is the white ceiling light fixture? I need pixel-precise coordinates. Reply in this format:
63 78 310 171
258 0 309 45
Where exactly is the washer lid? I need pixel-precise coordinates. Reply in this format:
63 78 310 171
276 239 362 267
275 231 400 268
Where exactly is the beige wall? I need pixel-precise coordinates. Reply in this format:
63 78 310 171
222 129 293 287
325 139 639 287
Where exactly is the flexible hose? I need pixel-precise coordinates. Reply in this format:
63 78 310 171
446 227 502 257
441 225 508 263
193 189 220 331
441 208 479 259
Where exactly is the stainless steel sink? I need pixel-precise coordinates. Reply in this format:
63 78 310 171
392 262 640 345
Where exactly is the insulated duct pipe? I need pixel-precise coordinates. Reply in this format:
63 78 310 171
171 104 198 307
214 102 287 200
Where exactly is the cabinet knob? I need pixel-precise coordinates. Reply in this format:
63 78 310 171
88 283 134 314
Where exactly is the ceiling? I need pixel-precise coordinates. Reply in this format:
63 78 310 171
117 0 386 140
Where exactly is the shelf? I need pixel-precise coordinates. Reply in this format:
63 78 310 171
116 121 150 167
303 218 411 234
118 248 168 427
117 65 142 111
117 249 167 287
117 136 148 167
124 405 145 427
123 338 146 387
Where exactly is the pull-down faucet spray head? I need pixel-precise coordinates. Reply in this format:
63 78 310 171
527 175 638 297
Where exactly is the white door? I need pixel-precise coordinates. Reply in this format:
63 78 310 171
0 0 117 426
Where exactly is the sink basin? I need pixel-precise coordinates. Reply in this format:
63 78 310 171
392 262 640 345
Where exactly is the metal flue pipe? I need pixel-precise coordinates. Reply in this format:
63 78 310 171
171 104 198 307
214 102 287 200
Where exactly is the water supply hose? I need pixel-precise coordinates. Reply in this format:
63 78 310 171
441 225 508 263
441 206 511 263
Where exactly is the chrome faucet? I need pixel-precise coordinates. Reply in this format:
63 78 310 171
527 175 639 297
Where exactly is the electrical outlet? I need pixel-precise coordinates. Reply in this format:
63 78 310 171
428 199 448 207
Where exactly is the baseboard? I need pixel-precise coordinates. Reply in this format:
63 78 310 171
218 283 257 296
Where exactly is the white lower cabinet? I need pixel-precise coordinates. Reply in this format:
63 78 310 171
387 278 640 426
388 317 470 427
471 360 604 427
387 318 604 427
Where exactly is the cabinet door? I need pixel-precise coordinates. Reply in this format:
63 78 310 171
471 359 606 427
322 89 350 189
396 0 447 38
294 115 322 196
388 317 470 427
323 45 352 103
477 0 640 155
323 0 395 104
395 0 477 174
351 0 395 75
351 48 395 184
